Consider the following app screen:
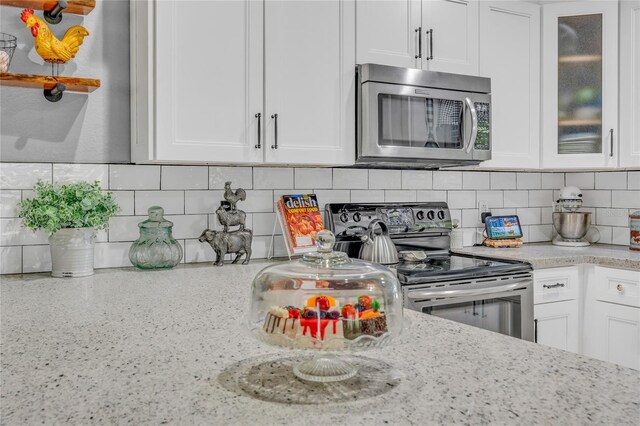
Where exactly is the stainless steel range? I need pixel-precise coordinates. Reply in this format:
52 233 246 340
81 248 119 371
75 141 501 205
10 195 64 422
325 202 534 341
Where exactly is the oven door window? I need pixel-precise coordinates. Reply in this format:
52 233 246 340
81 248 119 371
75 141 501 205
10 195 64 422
422 296 522 339
378 94 464 149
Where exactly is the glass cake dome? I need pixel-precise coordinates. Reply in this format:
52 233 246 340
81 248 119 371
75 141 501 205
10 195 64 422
248 230 403 382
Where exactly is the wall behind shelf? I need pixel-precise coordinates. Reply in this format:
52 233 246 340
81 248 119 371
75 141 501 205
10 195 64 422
0 0 130 163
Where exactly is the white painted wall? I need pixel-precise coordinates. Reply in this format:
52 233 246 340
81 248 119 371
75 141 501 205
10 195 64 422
0 0 130 163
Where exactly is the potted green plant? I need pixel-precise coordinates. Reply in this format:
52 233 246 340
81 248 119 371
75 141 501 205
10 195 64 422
18 181 119 277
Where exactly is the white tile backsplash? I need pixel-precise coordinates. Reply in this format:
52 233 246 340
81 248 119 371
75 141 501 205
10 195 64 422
253 167 293 189
490 172 516 190
504 191 529 208
528 190 553 208
53 164 109 189
2 164 638 274
351 190 385 203
384 190 416 202
369 170 401 189
516 172 541 190
628 172 640 190
22 245 51 273
0 218 48 246
541 173 564 190
401 170 432 190
333 169 368 189
462 172 490 190
566 172 595 189
0 190 21 218
295 168 332 189
110 165 160 190
0 163 51 190
433 171 462 190
595 172 627 190
209 166 253 190
161 166 208 190
135 191 184 215
447 191 476 209
0 246 21 274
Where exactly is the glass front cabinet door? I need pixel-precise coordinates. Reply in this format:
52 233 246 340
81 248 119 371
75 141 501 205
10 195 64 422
542 1 618 168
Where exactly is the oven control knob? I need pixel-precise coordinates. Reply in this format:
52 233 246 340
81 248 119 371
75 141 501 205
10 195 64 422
339 213 349 223
353 212 361 222
426 210 435 220
437 210 446 220
416 210 425 220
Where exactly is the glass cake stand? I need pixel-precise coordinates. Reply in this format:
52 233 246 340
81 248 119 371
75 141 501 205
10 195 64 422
248 231 403 382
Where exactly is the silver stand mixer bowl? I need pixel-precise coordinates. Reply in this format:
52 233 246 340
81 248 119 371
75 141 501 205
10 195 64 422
552 212 591 240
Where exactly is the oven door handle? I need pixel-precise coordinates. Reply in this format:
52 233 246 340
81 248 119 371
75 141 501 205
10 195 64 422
407 280 530 300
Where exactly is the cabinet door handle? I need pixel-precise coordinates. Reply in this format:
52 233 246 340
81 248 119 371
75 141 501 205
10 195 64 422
254 113 262 149
415 27 422 59
427 28 434 60
534 318 538 343
616 284 624 292
271 113 278 149
609 128 614 157
543 283 565 289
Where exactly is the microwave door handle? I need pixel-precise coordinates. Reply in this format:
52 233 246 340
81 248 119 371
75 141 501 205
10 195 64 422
464 97 477 154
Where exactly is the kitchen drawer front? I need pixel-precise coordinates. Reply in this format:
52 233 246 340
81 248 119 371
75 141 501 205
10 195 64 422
594 266 640 308
533 267 580 304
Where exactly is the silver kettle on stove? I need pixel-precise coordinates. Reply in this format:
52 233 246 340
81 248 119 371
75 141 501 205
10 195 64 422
359 219 399 265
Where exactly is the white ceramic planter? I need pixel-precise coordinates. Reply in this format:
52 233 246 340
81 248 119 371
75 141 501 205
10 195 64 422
49 228 96 278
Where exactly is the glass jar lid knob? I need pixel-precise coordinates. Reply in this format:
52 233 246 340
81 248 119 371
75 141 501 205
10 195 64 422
302 230 349 265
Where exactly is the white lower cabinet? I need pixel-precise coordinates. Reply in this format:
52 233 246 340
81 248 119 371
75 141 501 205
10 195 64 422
534 300 580 353
533 266 580 353
588 301 640 370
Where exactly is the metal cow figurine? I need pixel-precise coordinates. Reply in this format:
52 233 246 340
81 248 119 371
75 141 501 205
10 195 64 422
198 229 252 266
199 181 253 266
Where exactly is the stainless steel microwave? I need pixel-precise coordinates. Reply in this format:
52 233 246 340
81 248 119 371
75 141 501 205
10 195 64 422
356 64 492 168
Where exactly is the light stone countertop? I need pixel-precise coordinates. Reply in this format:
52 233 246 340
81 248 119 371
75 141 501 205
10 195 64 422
452 243 640 270
2 262 639 425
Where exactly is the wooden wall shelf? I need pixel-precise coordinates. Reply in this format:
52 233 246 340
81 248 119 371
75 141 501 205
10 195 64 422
558 54 603 64
0 0 95 15
0 72 100 92
558 118 602 127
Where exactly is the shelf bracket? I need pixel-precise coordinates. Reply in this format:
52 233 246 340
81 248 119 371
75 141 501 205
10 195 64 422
44 0 68 24
44 82 65 102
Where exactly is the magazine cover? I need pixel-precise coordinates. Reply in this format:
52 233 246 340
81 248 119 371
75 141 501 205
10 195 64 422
276 194 324 255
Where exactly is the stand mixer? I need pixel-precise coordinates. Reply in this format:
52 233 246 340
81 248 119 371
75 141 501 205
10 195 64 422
552 186 595 247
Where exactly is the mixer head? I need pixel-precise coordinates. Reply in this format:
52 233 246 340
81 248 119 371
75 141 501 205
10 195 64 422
557 186 583 212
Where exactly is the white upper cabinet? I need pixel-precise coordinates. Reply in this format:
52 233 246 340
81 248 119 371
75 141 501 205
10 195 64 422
131 0 355 166
356 0 421 68
479 1 540 169
619 0 640 168
151 0 263 164
264 1 355 165
541 1 619 169
422 0 479 75
356 0 478 75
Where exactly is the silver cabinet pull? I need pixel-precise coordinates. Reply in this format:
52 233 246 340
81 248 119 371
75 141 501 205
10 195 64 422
534 319 538 343
609 128 614 157
271 113 278 149
415 27 422 59
254 113 262 149
427 29 434 60
616 284 624 292
543 283 565 289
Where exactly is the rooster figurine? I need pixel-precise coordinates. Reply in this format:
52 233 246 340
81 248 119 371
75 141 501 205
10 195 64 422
20 8 89 76
224 181 247 211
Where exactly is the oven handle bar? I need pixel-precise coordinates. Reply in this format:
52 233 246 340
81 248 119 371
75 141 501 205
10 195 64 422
406 279 530 300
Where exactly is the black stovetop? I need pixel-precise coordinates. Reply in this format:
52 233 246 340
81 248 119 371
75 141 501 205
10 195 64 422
394 253 532 285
